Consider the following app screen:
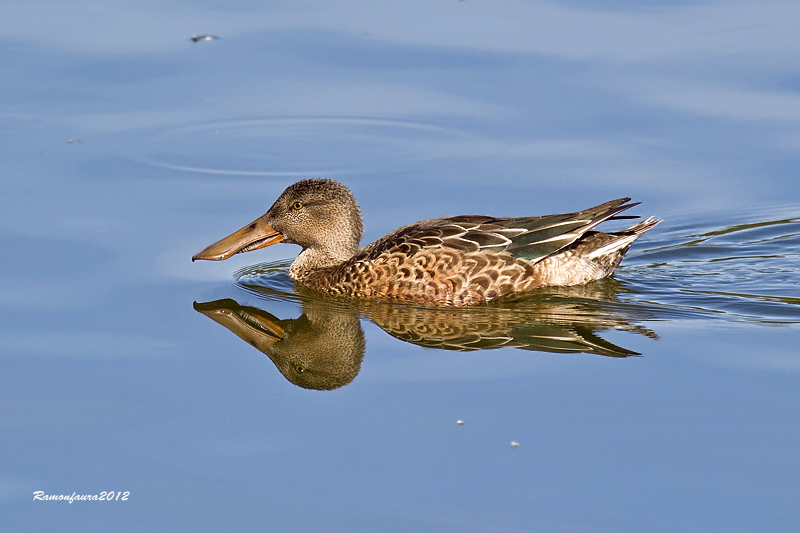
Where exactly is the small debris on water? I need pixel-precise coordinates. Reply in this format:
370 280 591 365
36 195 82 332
456 420 465 425
191 34 219 43
65 139 83 144
509 441 520 449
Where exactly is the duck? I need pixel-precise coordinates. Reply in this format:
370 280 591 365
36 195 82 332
192 179 660 306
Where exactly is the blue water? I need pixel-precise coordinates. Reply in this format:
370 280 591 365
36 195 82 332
2 1 799 531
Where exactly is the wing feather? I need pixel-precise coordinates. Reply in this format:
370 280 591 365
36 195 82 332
357 198 639 264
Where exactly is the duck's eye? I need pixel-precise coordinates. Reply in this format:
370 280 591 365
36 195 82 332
295 364 306 374
292 201 303 210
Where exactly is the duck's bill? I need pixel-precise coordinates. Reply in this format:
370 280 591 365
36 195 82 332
192 213 283 261
193 299 286 349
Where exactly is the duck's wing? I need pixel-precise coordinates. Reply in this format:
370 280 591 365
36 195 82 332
498 197 641 261
359 198 640 264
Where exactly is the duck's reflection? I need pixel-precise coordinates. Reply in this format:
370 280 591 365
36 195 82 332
194 277 661 390
194 299 365 391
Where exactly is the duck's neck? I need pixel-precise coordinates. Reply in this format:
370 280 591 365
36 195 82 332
289 243 358 282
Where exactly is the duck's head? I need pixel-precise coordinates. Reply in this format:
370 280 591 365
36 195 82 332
192 179 363 265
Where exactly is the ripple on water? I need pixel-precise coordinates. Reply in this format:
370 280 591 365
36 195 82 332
622 204 800 324
234 260 302 303
139 116 480 178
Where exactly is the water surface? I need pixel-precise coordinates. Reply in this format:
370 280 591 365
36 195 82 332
2 1 799 531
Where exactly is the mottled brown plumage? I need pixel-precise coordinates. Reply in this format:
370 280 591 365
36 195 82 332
193 179 660 306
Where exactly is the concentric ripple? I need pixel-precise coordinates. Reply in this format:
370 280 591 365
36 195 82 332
140 116 480 177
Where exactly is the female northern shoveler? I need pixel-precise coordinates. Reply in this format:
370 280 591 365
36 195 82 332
193 179 660 306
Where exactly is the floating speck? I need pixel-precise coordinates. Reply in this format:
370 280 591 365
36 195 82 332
65 139 83 144
191 34 219 43
509 441 520 449
457 420 465 425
